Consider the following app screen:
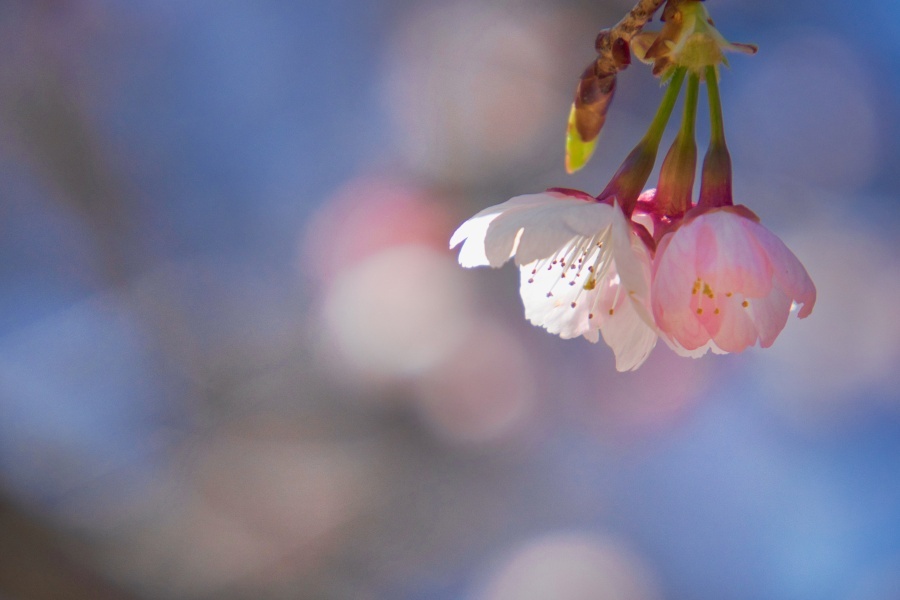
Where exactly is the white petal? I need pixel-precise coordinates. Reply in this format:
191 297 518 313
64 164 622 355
518 242 606 341
608 202 655 329
662 336 726 358
600 297 658 371
483 195 613 267
450 212 495 267
450 194 554 268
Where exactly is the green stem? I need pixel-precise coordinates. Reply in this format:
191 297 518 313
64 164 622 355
681 72 699 140
705 65 725 144
597 68 686 214
643 68 687 148
654 71 699 218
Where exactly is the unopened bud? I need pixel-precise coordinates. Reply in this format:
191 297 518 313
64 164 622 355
565 64 617 173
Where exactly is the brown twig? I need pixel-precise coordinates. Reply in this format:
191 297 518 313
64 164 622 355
568 0 685 171
594 0 668 75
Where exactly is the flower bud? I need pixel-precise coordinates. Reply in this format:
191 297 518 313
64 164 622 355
565 63 617 173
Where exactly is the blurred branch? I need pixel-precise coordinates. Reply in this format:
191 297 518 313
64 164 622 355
0 498 139 600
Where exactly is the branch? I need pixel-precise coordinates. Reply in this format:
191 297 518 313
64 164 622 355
594 0 668 76
567 0 680 172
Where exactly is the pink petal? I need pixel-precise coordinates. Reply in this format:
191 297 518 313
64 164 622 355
748 286 792 348
652 230 710 351
700 212 773 299
710 293 759 353
744 220 817 318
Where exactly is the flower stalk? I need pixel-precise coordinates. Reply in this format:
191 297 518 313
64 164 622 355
655 71 699 218
598 67 686 215
698 65 733 209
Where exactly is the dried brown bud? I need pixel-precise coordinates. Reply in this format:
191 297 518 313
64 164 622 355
611 37 631 69
573 64 617 143
594 29 611 54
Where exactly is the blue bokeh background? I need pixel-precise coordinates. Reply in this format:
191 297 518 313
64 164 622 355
1 1 900 598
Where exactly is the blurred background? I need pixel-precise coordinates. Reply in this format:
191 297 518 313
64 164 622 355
1 0 900 598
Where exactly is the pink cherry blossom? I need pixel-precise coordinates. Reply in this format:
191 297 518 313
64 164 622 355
450 189 657 371
652 206 816 356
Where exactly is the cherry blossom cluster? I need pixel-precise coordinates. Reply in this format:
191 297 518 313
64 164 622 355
451 0 815 371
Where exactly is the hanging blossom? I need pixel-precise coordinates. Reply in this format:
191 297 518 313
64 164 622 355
643 0 815 358
652 203 816 356
450 189 657 371
450 0 814 370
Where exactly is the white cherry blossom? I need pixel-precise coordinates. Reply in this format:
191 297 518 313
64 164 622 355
450 189 657 371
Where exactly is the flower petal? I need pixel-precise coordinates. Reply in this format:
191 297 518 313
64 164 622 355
600 295 658 371
520 265 596 341
518 240 608 341
652 228 711 351
747 286 792 348
700 212 773 299
450 194 560 268
609 202 654 328
485 196 613 267
744 220 817 318
710 292 760 353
